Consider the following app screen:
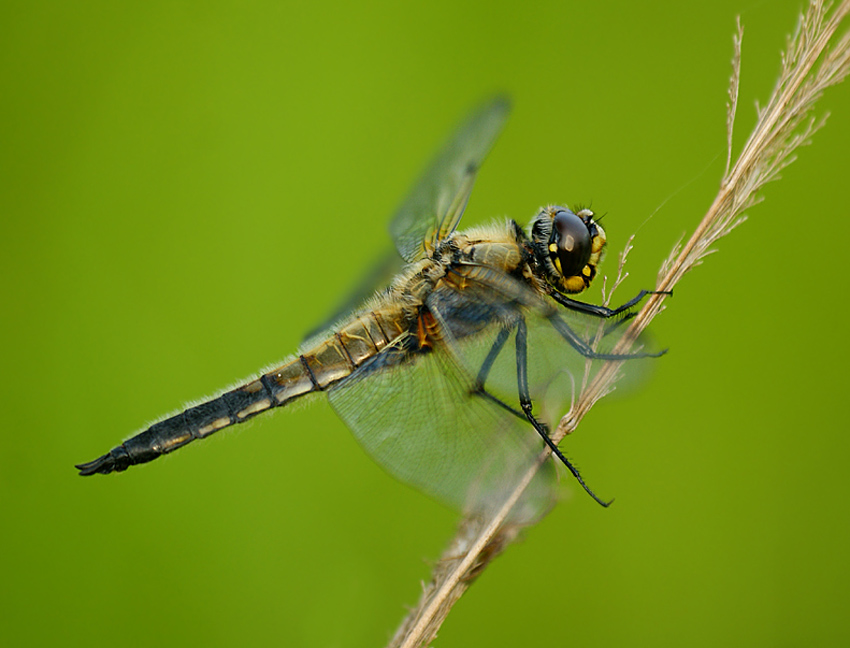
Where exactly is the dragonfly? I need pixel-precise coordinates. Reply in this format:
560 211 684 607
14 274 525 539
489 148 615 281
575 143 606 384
76 97 663 520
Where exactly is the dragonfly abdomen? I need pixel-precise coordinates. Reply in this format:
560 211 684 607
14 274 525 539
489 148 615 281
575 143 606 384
74 376 289 475
76 307 411 476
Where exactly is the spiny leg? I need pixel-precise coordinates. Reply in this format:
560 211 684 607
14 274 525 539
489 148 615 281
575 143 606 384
474 325 512 391
472 380 612 507
468 316 631 506
474 375 610 507
470 322 525 417
469 321 525 415
515 317 611 508
547 312 666 361
551 289 671 319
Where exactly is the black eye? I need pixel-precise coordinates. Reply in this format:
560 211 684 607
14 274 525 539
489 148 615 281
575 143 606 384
551 209 591 277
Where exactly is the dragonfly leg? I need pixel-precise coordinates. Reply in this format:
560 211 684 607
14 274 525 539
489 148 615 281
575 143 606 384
515 317 612 508
473 325 512 391
547 312 666 361
468 322 526 417
467 316 628 505
473 372 611 508
551 289 671 319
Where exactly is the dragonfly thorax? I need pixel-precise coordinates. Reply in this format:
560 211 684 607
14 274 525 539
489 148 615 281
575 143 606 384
529 205 606 295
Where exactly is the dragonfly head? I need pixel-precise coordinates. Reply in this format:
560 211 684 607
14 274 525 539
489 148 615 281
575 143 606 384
529 206 607 294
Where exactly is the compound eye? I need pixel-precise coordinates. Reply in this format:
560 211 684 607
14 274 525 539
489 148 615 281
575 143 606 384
551 209 591 278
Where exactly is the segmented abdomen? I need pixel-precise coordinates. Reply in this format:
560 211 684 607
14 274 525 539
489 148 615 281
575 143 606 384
75 305 409 476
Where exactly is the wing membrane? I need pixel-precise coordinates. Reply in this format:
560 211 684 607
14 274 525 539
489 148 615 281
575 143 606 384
329 264 657 518
389 97 510 262
327 336 557 523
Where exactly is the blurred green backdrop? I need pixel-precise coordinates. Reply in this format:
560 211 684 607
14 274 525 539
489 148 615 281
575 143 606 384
2 1 849 646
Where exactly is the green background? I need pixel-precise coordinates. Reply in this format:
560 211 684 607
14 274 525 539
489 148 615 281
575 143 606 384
3 1 849 646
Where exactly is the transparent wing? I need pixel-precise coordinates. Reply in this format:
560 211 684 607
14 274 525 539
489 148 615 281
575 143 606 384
389 97 510 262
305 99 509 343
328 264 656 519
327 335 558 523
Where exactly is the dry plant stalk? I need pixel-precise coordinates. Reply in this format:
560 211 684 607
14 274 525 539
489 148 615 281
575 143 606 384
389 2 850 647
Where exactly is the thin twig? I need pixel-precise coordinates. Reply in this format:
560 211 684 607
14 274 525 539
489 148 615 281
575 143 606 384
725 17 743 179
388 3 850 646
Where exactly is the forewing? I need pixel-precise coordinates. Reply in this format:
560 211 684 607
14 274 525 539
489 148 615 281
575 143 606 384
389 97 510 262
327 336 557 523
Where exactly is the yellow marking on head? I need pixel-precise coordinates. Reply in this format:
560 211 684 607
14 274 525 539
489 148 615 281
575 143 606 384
591 236 604 254
563 276 586 293
236 398 272 419
582 265 592 278
553 256 562 274
198 416 231 437
548 243 558 253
